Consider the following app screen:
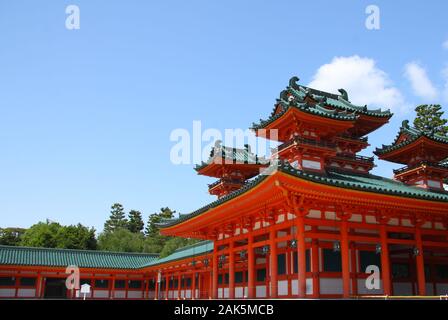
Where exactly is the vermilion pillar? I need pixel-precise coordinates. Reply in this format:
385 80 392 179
212 243 219 299
350 243 358 296
248 234 255 298
379 224 391 296
311 239 320 298
177 274 181 299
110 274 116 299
229 241 235 299
270 228 278 298
415 226 426 296
36 273 42 299
154 275 159 300
165 274 169 300
191 272 196 299
340 219 350 298
297 215 306 298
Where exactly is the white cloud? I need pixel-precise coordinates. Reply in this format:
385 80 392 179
404 62 438 100
307 55 406 113
443 39 448 50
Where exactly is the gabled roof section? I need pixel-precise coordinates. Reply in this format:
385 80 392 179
374 120 448 156
251 76 391 130
194 141 269 172
0 245 159 269
159 160 448 229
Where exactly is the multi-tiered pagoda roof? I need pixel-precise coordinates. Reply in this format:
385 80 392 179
375 120 448 190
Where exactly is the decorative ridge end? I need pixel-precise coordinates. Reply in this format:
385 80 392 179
289 76 300 90
338 88 349 101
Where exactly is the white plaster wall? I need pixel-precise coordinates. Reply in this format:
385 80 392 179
434 222 445 230
306 278 313 295
289 279 312 295
15 288 35 297
93 290 109 298
401 219 412 227
349 214 362 222
113 290 125 299
223 288 229 298
256 285 266 298
365 216 377 224
0 289 15 297
277 214 285 223
278 280 288 296
308 210 321 219
235 286 246 298
319 278 343 295
291 279 298 295
127 291 143 299
388 218 399 226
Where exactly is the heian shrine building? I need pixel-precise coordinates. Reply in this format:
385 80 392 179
1 77 448 299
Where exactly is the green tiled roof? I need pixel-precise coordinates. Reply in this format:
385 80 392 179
142 241 213 267
159 160 448 228
374 120 448 155
279 162 448 201
0 245 159 269
195 142 269 172
251 76 391 130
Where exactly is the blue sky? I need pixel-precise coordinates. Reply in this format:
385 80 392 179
1 1 447 231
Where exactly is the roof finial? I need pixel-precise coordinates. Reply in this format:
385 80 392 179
401 119 409 129
289 76 300 90
338 88 349 101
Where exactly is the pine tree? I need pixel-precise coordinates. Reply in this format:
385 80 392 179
104 203 128 233
144 207 175 237
413 104 448 136
127 210 144 233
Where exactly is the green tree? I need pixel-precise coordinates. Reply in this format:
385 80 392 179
20 221 62 248
98 228 145 252
20 221 97 249
104 203 128 233
0 227 26 246
127 210 144 234
413 104 448 136
145 207 175 238
159 237 198 258
142 207 176 253
55 224 97 250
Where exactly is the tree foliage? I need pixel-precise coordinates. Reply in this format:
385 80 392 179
20 221 96 250
0 228 26 246
104 203 128 233
159 237 198 258
413 104 448 136
98 228 145 252
127 210 144 234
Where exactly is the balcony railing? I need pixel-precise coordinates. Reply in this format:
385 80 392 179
333 153 374 163
208 179 245 189
393 161 448 175
277 136 336 153
337 134 369 143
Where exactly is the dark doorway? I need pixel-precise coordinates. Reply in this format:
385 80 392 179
44 278 67 299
